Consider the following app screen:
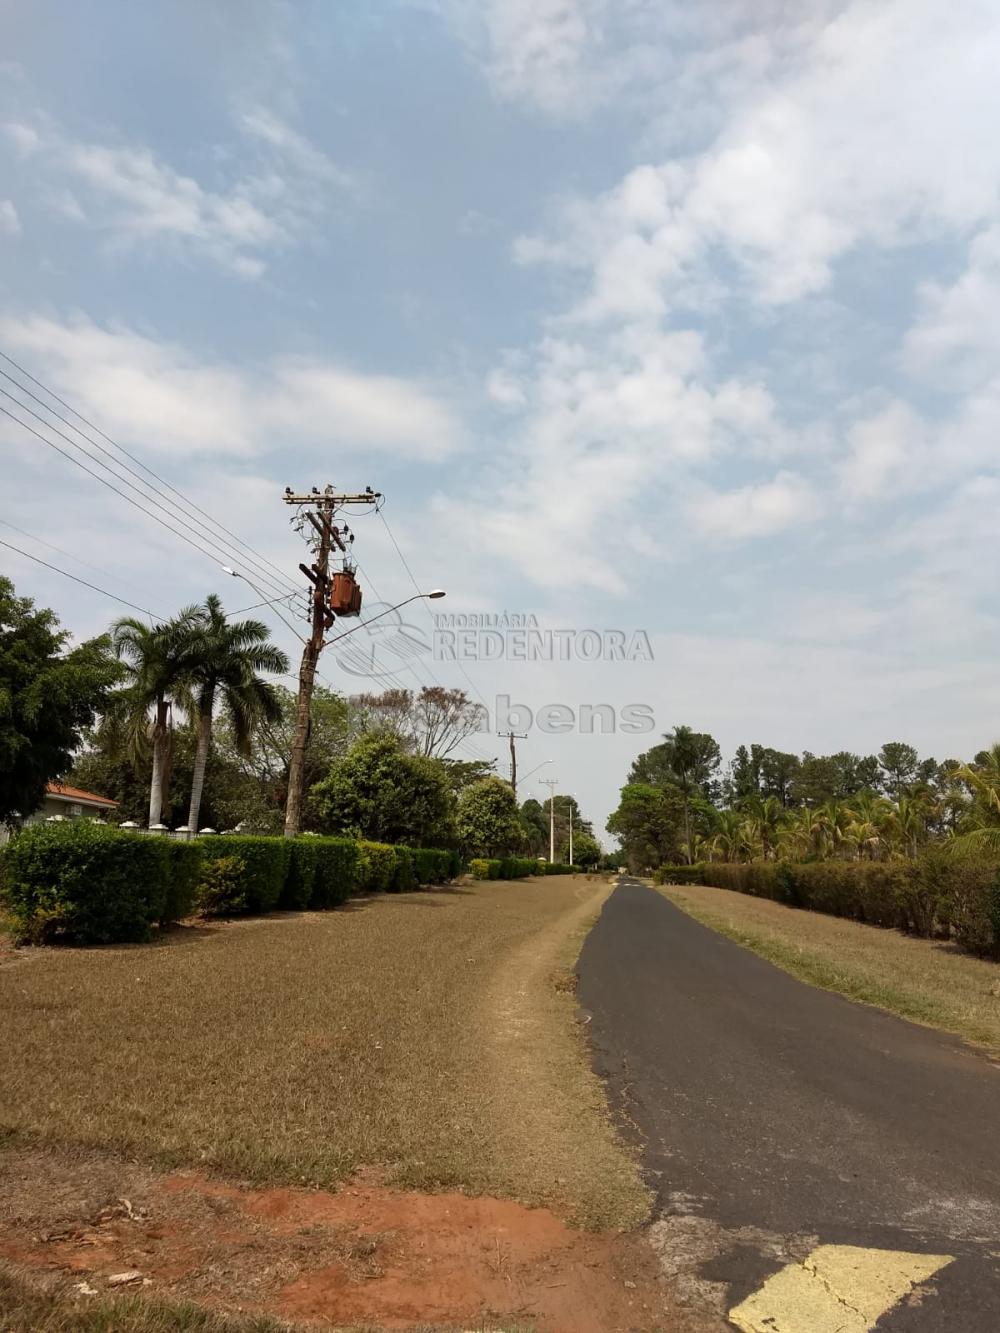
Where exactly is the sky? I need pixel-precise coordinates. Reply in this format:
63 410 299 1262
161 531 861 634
2 0 1000 839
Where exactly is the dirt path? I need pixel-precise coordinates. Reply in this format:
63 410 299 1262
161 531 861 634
0 1148 670 1332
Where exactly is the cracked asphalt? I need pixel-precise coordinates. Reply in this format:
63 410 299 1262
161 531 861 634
578 878 1000 1331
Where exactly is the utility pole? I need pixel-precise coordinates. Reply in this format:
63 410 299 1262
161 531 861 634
282 485 379 837
498 729 528 798
568 798 574 865
540 777 558 864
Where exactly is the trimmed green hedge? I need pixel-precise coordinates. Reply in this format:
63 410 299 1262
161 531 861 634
1 825 461 942
162 839 204 922
1 822 170 944
468 856 569 880
312 837 359 907
664 855 1000 959
357 840 396 893
198 835 288 914
543 862 575 875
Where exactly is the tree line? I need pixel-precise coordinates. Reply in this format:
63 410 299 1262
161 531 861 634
608 724 1000 871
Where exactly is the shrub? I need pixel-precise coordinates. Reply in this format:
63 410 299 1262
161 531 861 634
161 839 204 923
312 837 360 908
198 835 287 914
653 864 705 886
469 857 501 880
922 851 1000 957
412 847 454 886
448 849 464 880
389 845 416 892
197 855 249 916
280 838 319 910
543 862 575 875
357 840 396 894
497 856 541 879
1 822 169 944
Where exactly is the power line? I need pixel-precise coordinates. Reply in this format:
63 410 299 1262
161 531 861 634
0 348 301 601
0 386 295 603
1 537 164 620
0 515 152 600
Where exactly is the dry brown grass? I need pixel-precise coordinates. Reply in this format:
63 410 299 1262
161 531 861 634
660 882 1000 1051
0 878 647 1230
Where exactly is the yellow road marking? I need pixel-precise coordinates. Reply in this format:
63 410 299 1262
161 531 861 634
728 1243 954 1333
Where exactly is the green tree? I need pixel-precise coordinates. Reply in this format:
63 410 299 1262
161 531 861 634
456 776 523 857
183 595 289 835
519 797 549 856
568 829 601 868
311 733 455 846
110 611 199 827
878 741 919 801
0 577 121 826
606 782 687 873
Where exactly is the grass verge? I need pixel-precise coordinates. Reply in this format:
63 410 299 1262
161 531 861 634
659 882 1000 1052
0 877 646 1229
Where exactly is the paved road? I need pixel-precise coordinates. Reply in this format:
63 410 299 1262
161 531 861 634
578 878 1000 1332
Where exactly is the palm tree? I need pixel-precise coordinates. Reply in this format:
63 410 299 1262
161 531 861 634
111 613 199 828
709 809 745 862
184 595 289 835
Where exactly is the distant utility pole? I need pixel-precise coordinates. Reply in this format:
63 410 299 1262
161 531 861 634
282 484 380 837
498 729 528 798
540 777 558 864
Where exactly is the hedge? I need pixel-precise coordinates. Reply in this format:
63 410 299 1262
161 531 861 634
467 857 572 880
162 839 204 923
197 835 288 914
659 854 1000 958
311 837 359 907
1 822 171 944
357 840 396 893
0 825 461 943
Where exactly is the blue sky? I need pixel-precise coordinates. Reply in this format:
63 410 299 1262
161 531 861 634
3 1 1000 836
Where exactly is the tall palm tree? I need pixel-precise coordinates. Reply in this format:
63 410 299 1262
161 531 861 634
184 595 289 835
111 613 199 828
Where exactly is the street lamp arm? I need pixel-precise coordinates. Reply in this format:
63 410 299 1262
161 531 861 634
323 590 445 646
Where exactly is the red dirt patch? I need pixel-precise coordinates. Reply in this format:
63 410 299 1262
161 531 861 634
0 1148 676 1331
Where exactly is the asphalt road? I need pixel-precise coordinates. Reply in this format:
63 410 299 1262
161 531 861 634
578 878 1000 1332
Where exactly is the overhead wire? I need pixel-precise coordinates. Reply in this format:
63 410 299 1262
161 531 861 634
0 349 302 601
0 388 296 603
0 537 165 620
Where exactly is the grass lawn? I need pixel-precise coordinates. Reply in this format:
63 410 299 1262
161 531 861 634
0 878 647 1231
660 882 1000 1052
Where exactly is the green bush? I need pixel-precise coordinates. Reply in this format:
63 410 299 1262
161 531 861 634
469 857 501 880
162 839 204 923
543 862 575 875
357 840 396 893
1 822 169 944
280 838 319 909
921 851 1000 957
447 848 464 880
412 847 454 886
312 837 359 907
197 855 249 916
198 835 287 914
389 845 416 892
653 864 705 885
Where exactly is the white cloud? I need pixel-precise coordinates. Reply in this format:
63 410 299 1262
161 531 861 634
3 107 351 276
692 471 820 539
903 224 1000 389
839 401 919 502
0 199 19 235
0 313 462 462
515 2 1000 314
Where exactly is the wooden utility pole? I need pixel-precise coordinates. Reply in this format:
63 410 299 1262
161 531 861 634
498 729 528 798
283 485 379 837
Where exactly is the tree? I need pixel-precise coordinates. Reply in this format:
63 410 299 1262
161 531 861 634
351 686 487 758
441 756 497 796
519 797 549 856
310 734 455 846
629 725 721 860
0 577 121 826
110 611 199 827
568 830 601 868
759 748 800 807
456 776 523 857
606 783 687 873
878 742 919 801
183 595 289 835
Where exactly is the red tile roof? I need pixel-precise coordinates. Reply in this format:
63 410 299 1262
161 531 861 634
45 783 118 808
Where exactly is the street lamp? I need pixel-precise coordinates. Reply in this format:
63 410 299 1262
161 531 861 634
324 589 445 646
